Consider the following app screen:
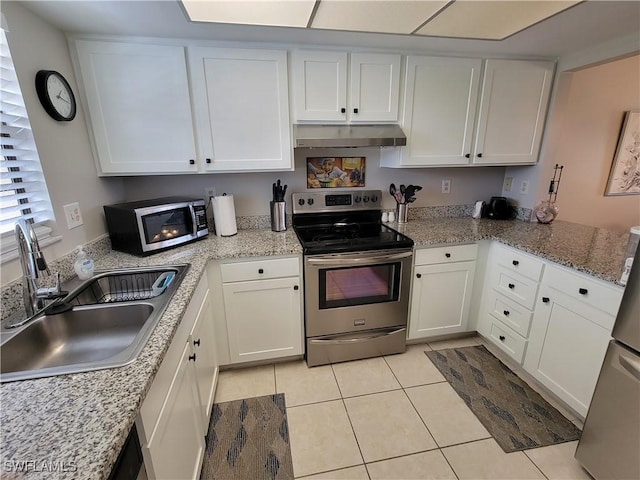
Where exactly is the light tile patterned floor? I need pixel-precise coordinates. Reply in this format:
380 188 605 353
214 337 591 480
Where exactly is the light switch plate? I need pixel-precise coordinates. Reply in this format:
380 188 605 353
63 202 83 229
504 177 513 192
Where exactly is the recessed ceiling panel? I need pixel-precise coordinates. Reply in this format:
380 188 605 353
181 0 316 28
311 0 450 34
416 1 581 40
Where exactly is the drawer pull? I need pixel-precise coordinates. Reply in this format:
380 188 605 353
258 268 264 274
193 338 201 347
508 283 515 290
188 353 196 362
542 297 550 303
445 253 451 258
503 310 510 316
512 260 519 266
579 288 588 295
416 273 422 278
293 285 299 290
499 335 506 342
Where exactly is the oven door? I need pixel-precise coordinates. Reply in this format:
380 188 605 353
304 249 413 337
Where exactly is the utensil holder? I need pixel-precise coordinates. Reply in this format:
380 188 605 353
396 204 409 223
270 201 287 232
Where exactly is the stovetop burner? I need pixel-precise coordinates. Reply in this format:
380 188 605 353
291 190 413 254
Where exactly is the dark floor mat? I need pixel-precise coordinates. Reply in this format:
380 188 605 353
200 393 294 480
426 345 581 452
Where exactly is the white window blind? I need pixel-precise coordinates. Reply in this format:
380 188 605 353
1 27 55 254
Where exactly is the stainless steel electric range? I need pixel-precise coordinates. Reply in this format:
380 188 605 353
292 190 414 367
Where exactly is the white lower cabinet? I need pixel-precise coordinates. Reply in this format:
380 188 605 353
477 243 544 364
524 264 623 417
219 256 304 364
137 273 217 480
409 244 477 339
144 342 204 480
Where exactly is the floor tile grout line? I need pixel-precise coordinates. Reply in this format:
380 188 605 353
340 396 367 472
522 449 551 480
293 462 367 480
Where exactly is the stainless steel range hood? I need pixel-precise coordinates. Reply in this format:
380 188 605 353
294 124 407 148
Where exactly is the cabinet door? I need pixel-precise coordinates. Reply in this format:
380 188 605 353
291 50 348 121
145 343 204 480
74 40 197 175
409 261 476 339
349 53 401 122
223 277 303 363
189 47 292 172
473 60 554 165
189 289 218 429
401 56 482 166
524 288 614 417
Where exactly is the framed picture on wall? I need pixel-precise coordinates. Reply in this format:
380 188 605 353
605 110 640 196
306 157 365 189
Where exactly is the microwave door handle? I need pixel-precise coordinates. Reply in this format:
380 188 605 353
307 251 413 266
189 205 198 236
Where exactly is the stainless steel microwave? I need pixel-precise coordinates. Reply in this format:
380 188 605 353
104 197 208 256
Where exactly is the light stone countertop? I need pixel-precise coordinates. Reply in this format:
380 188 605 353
0 219 629 479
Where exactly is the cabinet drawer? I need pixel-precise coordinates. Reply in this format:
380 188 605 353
414 244 478 266
494 243 544 281
487 290 533 338
488 318 527 364
544 264 623 316
221 257 299 283
491 266 539 310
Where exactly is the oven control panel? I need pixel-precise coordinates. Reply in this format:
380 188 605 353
292 190 382 214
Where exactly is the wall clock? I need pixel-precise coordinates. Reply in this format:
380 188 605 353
35 70 76 121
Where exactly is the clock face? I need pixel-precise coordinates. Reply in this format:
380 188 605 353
46 74 74 119
35 70 76 121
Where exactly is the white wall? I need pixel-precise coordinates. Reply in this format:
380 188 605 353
533 55 640 230
1 2 125 284
121 148 507 214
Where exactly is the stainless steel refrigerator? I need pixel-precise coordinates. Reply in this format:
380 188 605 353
575 246 640 479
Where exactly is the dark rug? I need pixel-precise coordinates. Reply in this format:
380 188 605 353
200 393 294 480
426 345 581 453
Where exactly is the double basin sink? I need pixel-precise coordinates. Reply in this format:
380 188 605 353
0 265 189 383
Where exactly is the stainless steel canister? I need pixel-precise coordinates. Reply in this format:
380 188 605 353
270 201 287 232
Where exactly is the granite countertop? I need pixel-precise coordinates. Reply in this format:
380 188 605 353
391 217 629 284
0 219 629 479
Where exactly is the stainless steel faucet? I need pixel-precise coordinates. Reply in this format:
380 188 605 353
14 219 64 319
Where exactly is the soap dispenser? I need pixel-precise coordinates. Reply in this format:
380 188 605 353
74 245 94 280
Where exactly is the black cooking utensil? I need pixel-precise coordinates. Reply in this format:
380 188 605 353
272 179 287 202
389 183 397 196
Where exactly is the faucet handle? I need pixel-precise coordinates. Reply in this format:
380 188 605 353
36 272 66 300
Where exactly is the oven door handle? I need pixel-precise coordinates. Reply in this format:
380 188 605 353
306 251 413 266
308 328 406 345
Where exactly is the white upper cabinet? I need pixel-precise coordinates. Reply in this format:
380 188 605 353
292 50 347 122
381 57 554 168
292 50 401 122
349 53 401 122
73 40 198 175
396 56 482 166
188 47 292 172
472 60 554 165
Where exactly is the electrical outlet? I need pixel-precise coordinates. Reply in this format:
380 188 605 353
63 202 83 229
205 187 216 200
441 179 451 194
504 177 513 192
520 180 530 194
